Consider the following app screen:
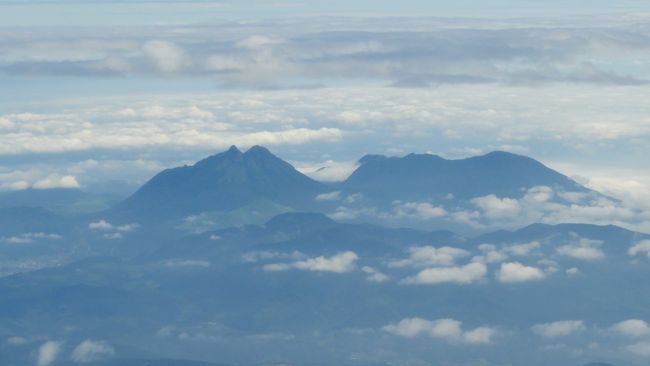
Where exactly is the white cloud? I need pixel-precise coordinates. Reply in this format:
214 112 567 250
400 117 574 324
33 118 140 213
298 160 360 183
566 267 580 275
496 262 546 283
71 339 114 363
611 319 650 338
506 241 541 256
1 232 62 244
32 175 80 189
361 266 390 283
37 341 61 366
88 220 113 230
471 195 521 220
383 317 495 344
557 244 605 261
532 320 585 338
401 262 487 285
315 191 342 202
142 40 184 73
264 251 358 273
629 240 650 259
389 246 470 268
393 202 448 220
627 341 650 356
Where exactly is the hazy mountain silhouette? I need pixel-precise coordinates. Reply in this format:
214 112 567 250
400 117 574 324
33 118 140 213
112 146 324 222
341 150 589 202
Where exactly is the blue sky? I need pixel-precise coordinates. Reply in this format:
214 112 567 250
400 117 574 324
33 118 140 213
2 0 649 26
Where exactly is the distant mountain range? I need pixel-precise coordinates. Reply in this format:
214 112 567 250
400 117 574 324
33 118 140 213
97 145 596 231
0 146 641 366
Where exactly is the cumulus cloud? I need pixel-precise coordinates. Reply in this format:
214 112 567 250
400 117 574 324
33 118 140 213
532 320 585 338
389 246 470 268
611 319 650 338
1 232 62 244
264 251 358 273
557 238 605 261
361 266 390 283
496 262 546 283
88 220 113 230
392 202 448 220
629 240 650 259
383 317 496 344
70 339 114 363
471 195 521 220
456 185 650 232
315 191 342 202
627 341 650 356
142 40 184 73
31 174 80 189
37 341 61 366
401 262 487 285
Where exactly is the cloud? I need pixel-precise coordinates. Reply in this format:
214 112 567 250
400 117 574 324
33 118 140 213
142 40 184 73
496 262 546 283
611 319 650 338
532 320 585 338
471 195 521 220
264 251 358 273
557 238 605 261
37 341 61 366
629 240 650 259
457 186 650 232
392 201 448 220
627 341 650 356
315 191 342 202
297 160 360 183
401 262 487 285
88 220 113 230
1 232 62 244
32 175 80 189
383 317 495 344
361 266 389 283
70 339 114 363
506 241 541 256
389 246 470 268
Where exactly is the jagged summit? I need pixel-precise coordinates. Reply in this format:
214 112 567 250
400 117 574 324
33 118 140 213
113 145 324 221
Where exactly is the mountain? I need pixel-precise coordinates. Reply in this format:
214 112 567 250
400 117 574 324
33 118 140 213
111 146 325 223
341 150 590 202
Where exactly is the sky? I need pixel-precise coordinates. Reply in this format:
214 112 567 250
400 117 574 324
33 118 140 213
1 0 650 209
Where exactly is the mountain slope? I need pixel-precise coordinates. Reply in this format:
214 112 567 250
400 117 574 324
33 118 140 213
111 146 325 222
341 151 589 202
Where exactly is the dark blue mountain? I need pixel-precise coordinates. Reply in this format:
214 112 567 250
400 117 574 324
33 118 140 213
341 151 589 202
111 146 325 222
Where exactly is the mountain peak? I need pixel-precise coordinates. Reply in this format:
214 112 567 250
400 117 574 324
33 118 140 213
227 145 242 154
245 145 271 156
114 145 324 221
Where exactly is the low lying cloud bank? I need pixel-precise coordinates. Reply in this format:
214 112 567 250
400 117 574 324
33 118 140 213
264 251 359 273
384 317 496 344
